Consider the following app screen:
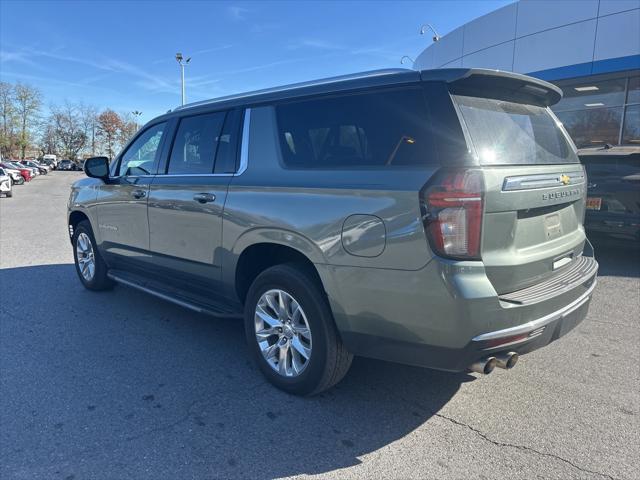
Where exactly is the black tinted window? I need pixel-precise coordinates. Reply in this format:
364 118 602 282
214 109 241 174
275 88 433 168
168 112 226 175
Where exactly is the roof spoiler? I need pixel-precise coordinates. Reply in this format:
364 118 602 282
420 68 562 107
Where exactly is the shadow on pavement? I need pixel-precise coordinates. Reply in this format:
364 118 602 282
1 264 473 479
592 240 640 278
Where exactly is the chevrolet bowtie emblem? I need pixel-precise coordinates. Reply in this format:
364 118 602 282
560 174 571 186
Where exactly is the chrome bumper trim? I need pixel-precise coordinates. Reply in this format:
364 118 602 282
472 278 597 342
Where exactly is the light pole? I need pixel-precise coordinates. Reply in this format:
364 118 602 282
419 24 440 42
175 52 191 106
132 110 142 131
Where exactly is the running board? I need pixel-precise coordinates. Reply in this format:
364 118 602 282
107 270 243 319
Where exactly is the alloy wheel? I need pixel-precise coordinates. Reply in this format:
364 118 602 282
254 289 313 377
76 232 96 281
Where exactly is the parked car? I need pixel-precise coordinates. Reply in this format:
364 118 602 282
42 154 58 169
69 68 598 395
12 162 37 177
58 160 78 171
21 160 48 175
0 167 13 197
0 164 25 185
40 158 57 170
579 146 640 245
1 162 32 182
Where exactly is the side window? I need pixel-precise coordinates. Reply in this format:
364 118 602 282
118 123 166 176
213 109 242 174
167 112 226 175
275 87 434 168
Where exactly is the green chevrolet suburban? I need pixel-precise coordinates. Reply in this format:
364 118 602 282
68 68 598 395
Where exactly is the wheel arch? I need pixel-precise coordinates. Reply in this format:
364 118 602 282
233 240 326 306
68 209 90 243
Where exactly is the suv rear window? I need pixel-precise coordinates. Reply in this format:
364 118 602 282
275 88 434 168
453 95 578 165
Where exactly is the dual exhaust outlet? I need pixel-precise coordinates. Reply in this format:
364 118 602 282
470 352 518 375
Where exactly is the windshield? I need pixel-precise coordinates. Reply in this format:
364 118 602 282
453 95 578 165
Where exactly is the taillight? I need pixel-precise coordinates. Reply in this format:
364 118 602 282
421 168 484 260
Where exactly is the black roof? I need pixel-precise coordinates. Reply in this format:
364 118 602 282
152 67 562 123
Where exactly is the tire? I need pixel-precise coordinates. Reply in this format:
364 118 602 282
15 177 24 185
72 220 114 291
244 263 353 396
5 190 12 198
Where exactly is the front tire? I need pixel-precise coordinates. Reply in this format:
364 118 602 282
72 220 113 291
244 263 353 395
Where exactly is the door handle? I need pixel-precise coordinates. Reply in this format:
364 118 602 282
131 189 147 199
193 192 216 204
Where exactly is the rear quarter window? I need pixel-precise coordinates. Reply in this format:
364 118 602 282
275 87 435 169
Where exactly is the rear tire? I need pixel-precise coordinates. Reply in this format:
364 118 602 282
72 220 114 291
244 263 353 396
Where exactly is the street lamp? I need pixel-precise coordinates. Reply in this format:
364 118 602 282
132 110 142 131
419 24 440 42
175 52 191 106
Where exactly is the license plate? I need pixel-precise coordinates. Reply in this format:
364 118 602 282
586 197 602 210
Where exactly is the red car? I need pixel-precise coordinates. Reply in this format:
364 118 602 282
0 162 32 182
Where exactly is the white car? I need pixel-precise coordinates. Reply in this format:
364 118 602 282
0 167 13 197
1 166 24 185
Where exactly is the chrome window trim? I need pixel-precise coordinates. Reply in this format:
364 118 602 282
236 108 251 176
502 170 585 191
133 108 251 179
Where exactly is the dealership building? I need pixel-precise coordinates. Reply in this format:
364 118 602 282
414 0 639 148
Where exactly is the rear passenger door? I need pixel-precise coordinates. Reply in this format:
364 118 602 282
147 109 242 291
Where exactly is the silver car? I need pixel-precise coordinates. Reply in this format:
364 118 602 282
68 68 598 395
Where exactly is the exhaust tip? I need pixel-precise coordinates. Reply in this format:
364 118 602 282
470 356 497 375
495 351 519 370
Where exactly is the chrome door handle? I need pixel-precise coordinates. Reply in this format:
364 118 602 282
131 189 146 199
193 192 216 204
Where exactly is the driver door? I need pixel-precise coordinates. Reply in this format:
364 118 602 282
96 122 168 271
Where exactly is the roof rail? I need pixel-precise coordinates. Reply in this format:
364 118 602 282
173 68 413 111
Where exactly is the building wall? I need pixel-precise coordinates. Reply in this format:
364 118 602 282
414 0 640 80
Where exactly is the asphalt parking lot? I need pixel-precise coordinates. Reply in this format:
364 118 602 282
1 172 638 480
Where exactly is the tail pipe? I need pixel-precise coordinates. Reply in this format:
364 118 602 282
494 351 519 369
470 356 497 375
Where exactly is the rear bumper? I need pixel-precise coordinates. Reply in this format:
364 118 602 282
319 249 598 372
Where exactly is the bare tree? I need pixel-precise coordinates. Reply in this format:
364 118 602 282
38 117 58 156
0 82 18 158
50 102 88 159
97 109 123 160
14 83 42 159
79 103 99 157
118 111 137 150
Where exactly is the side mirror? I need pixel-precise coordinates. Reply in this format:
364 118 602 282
84 156 110 180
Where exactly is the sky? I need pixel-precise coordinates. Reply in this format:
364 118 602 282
0 0 512 123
